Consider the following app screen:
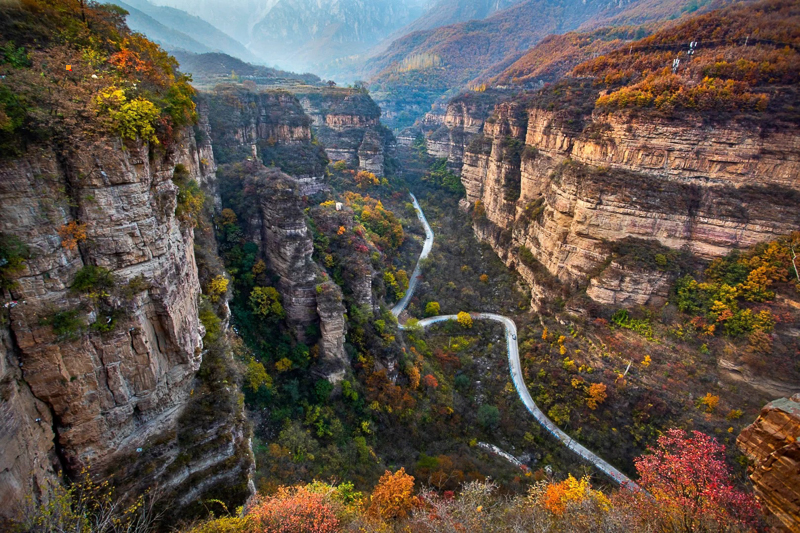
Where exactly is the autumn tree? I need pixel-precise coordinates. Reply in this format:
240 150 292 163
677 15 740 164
586 382 607 410
540 474 609 515
425 301 441 317
368 468 419 520
250 485 339 533
58 221 87 250
355 170 379 189
250 286 285 320
633 429 760 532
457 311 473 329
206 275 229 302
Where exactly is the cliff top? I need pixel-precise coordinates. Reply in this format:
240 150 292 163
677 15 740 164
0 0 196 158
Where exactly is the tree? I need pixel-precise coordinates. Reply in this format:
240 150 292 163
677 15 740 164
457 311 473 329
586 382 607 410
477 404 500 429
206 275 229 302
425 301 441 317
250 485 339 533
58 221 87 250
249 286 285 320
540 474 609 515
245 360 272 392
634 429 760 532
368 468 419 520
423 374 439 388
355 170 379 189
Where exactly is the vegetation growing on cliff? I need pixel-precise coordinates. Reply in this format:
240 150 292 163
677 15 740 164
0 0 197 157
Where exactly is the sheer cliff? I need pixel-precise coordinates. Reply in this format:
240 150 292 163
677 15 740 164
0 0 253 522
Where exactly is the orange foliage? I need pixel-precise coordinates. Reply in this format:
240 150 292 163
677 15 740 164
249 486 339 533
586 382 608 410
58 221 87 250
368 468 419 520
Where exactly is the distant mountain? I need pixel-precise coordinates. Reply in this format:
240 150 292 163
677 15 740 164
171 51 321 88
108 0 258 63
365 0 741 130
111 1 213 55
399 0 526 34
249 0 429 75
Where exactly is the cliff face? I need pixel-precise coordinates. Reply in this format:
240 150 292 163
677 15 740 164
295 88 393 175
419 94 500 171
738 395 800 532
0 126 251 517
454 102 800 308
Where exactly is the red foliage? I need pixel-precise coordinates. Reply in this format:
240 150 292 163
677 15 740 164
423 374 439 388
634 429 761 531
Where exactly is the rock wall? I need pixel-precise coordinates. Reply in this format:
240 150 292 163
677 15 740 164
232 164 349 381
0 126 250 518
295 88 393 175
738 395 800 532
454 101 800 308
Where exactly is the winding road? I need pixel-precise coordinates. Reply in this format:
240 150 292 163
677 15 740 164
392 193 637 489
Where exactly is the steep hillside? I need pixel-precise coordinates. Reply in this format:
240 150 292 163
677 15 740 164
110 0 258 63
367 0 742 130
418 0 800 396
393 0 526 35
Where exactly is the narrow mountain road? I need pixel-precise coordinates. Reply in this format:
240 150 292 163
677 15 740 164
392 193 638 489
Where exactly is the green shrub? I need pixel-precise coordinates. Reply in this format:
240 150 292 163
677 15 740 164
0 233 30 289
71 265 114 294
477 404 500 429
40 310 83 339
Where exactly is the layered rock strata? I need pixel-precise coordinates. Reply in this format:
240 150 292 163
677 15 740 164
453 101 800 308
738 395 800 532
0 127 251 518
295 87 393 175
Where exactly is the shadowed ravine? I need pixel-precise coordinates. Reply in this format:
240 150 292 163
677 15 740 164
392 192 638 489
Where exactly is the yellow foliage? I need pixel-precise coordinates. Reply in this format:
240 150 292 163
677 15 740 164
586 382 608 410
206 275 229 302
275 358 293 372
699 393 720 413
542 327 548 340
641 355 652 368
406 366 421 389
457 311 473 329
252 259 266 275
220 208 238 226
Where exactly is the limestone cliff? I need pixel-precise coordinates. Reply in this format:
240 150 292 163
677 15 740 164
295 87 393 175
449 101 800 309
0 127 251 518
738 395 800 532
416 92 503 172
217 162 349 380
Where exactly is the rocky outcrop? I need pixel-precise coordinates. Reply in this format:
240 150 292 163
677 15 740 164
295 87 393 175
586 262 672 308
204 86 329 186
256 170 320 330
0 125 251 518
316 282 348 383
454 100 800 309
230 163 350 380
738 395 800 532
419 93 501 172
